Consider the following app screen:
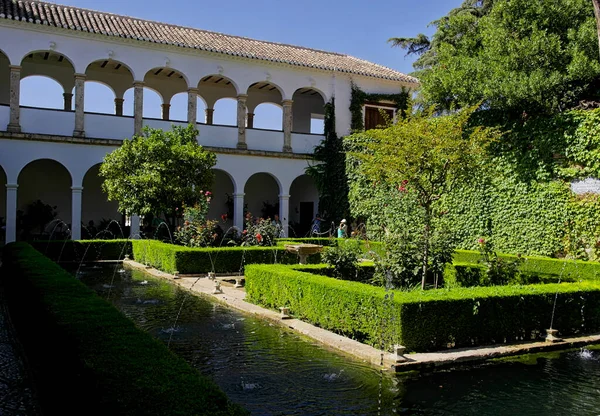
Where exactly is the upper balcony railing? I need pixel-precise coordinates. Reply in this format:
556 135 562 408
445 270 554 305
0 105 324 154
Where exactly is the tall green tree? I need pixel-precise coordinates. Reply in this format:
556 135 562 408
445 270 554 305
100 125 216 229
346 106 498 289
393 0 600 115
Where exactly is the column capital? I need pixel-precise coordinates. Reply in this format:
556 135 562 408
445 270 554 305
74 73 87 80
71 186 84 192
114 97 124 103
278 194 290 200
8 65 21 72
233 192 245 198
188 87 199 94
133 81 145 88
6 183 18 190
282 99 293 106
237 94 248 101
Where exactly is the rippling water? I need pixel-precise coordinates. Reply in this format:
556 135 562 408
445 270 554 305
75 264 600 416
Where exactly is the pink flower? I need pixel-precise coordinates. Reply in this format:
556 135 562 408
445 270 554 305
478 238 485 245
205 191 212 196
256 233 262 243
242 229 247 235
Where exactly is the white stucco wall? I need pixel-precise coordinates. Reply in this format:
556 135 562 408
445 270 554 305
82 164 121 228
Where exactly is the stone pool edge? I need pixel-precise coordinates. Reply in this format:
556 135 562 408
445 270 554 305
123 260 600 373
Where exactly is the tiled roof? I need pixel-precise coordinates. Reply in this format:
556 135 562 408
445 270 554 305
0 0 418 84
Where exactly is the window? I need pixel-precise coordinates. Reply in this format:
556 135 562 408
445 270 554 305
364 104 395 130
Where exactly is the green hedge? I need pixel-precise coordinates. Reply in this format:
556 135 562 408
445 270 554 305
1 242 246 416
30 239 132 262
291 262 376 283
276 237 337 246
131 240 321 274
245 263 600 352
454 249 600 282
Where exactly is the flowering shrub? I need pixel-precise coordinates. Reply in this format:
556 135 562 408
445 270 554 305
175 191 222 247
241 214 280 246
322 239 362 279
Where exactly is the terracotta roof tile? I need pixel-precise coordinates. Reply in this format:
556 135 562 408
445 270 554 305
0 0 418 84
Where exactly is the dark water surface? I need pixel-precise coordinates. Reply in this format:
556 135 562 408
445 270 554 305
75 264 600 416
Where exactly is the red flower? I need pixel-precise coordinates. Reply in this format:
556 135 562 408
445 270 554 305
242 229 247 235
184 220 190 226
221 214 228 221
256 233 262 243
478 238 485 245
205 191 212 196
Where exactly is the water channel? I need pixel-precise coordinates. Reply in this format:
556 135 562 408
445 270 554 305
75 263 600 415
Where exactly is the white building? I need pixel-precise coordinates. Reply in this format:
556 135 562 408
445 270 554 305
0 0 416 242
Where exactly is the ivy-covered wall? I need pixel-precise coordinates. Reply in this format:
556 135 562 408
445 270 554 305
347 109 600 259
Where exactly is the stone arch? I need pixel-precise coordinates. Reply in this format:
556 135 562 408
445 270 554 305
246 82 284 131
85 59 134 115
243 172 281 221
169 91 189 122
82 163 122 238
207 169 236 228
292 87 327 134
289 174 319 237
252 102 283 130
17 159 72 239
122 85 163 118
144 67 189 120
198 74 239 108
20 50 76 95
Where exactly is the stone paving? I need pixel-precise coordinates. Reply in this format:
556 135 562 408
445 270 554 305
0 280 40 415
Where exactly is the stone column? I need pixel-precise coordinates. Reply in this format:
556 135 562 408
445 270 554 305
71 186 83 240
236 94 248 149
282 99 293 152
161 103 170 121
114 98 124 116
205 108 214 125
133 82 144 135
130 215 141 239
278 194 290 238
187 88 198 125
73 73 86 137
7 66 21 133
5 184 18 243
233 192 245 234
63 92 73 111
247 112 254 129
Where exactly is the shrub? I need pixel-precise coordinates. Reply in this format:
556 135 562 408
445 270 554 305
1 242 246 416
30 240 132 263
322 239 362 279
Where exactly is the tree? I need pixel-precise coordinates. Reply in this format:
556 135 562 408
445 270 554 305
346 106 499 289
393 0 600 116
100 125 216 229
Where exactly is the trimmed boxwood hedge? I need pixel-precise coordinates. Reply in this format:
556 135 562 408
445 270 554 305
131 240 321 274
453 249 600 282
245 263 600 352
30 239 132 262
1 242 247 416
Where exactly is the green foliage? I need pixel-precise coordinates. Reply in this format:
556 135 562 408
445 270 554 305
100 125 216 224
245 263 600 352
241 214 280 246
321 239 362 279
346 106 499 288
476 238 524 285
175 191 222 247
19 199 58 237
131 240 320 274
1 242 246 415
306 98 350 225
409 0 600 114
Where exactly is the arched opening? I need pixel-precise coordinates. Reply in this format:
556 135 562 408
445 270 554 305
122 86 163 119
252 103 283 130
82 164 123 239
207 169 235 230
289 174 319 237
0 50 10 106
144 67 188 121
196 95 207 124
17 159 71 240
213 98 237 126
0 165 6 243
83 81 116 114
169 92 188 122
198 75 238 125
20 76 65 109
247 82 283 130
244 173 280 222
85 59 134 115
292 88 326 134
20 51 75 110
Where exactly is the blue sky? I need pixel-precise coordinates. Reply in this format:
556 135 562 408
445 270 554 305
21 0 464 129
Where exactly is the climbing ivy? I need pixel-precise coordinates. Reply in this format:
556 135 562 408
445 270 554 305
306 98 350 226
350 83 410 131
